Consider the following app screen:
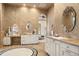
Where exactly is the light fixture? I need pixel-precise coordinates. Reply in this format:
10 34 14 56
33 4 36 8
23 4 26 7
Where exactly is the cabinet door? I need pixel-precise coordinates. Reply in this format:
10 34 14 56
54 41 60 56
61 48 79 56
49 38 55 56
11 37 21 45
31 35 39 43
45 38 51 55
21 35 30 44
61 49 71 56
69 51 79 56
60 42 79 56
45 38 53 55
3 37 11 45
45 37 55 56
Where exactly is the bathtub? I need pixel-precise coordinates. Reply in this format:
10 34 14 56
0 47 38 56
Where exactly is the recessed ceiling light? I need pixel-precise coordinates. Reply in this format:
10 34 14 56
33 5 36 8
23 4 26 7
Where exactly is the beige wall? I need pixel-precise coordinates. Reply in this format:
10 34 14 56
0 4 1 44
2 3 79 38
0 4 3 44
47 3 79 38
0 4 1 32
3 4 46 35
47 6 54 35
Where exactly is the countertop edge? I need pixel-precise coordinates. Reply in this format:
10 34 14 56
46 36 79 47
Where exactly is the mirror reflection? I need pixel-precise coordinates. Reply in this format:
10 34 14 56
63 6 76 32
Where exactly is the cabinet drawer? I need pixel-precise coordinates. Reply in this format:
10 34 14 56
61 42 79 53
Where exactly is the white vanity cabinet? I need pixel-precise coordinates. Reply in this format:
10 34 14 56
60 42 79 56
21 35 39 44
45 37 60 56
45 37 54 55
45 36 79 56
61 48 79 56
3 37 11 45
3 35 39 45
54 40 61 56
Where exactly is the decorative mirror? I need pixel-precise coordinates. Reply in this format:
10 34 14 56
26 21 33 33
63 6 76 32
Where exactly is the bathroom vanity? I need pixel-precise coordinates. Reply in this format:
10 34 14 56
45 36 79 56
44 6 79 56
3 35 40 45
21 35 40 44
11 36 21 45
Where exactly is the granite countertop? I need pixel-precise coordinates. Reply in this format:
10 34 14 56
47 36 79 47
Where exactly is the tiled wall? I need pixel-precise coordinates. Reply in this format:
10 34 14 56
0 4 2 44
47 3 79 38
2 4 46 35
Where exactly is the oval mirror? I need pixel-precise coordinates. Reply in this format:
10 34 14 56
63 6 76 32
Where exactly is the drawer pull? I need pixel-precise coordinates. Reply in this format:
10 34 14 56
67 46 69 48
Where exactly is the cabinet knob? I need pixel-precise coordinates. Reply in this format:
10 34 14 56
67 46 69 48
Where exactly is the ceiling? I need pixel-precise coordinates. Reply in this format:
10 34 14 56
4 3 54 11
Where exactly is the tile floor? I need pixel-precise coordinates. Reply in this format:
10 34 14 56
0 42 48 56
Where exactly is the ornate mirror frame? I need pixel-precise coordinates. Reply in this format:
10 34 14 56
63 6 76 32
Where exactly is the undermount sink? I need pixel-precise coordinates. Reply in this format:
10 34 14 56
48 34 79 41
48 36 68 40
55 36 69 40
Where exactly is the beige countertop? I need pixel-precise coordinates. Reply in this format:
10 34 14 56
47 36 79 47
